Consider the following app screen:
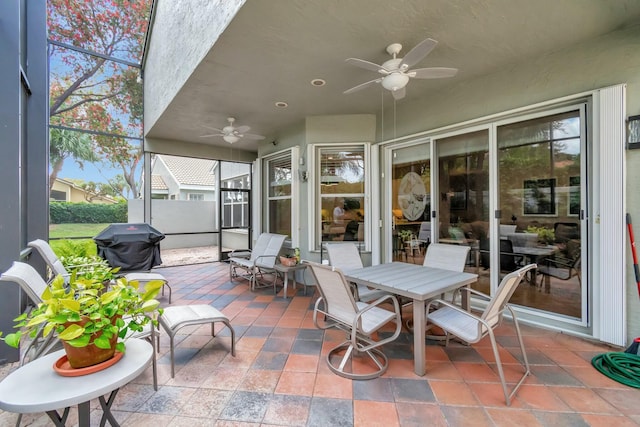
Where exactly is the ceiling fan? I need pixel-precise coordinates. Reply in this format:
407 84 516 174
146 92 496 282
343 38 458 100
200 117 265 144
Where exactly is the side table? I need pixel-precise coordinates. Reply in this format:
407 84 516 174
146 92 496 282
273 263 309 299
0 338 152 427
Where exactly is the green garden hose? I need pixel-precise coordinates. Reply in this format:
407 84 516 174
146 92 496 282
591 352 640 388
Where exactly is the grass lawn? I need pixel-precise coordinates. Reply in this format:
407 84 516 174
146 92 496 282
49 223 109 239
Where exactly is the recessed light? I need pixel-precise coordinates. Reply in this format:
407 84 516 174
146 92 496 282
275 101 288 108
311 79 326 87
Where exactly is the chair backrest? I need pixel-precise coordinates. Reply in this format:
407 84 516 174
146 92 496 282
0 261 48 305
251 233 286 267
481 263 536 327
325 242 363 271
27 239 68 278
418 222 431 242
423 243 469 272
499 224 517 235
304 261 360 326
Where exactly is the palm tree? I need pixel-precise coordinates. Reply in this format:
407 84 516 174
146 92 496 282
49 127 99 192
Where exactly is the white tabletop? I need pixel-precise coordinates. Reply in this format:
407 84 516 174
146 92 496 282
344 262 478 301
0 338 152 414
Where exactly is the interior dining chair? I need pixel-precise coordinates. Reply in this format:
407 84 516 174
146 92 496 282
324 242 388 302
304 260 401 379
27 239 172 303
228 233 286 290
538 238 581 291
426 263 537 405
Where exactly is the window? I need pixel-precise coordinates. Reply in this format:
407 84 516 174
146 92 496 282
265 152 293 238
221 163 251 228
188 193 204 201
314 144 368 249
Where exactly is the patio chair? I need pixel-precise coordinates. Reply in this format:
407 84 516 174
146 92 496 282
324 242 388 302
304 261 401 379
1 261 160 391
426 263 537 405
229 233 287 290
403 243 471 332
27 239 172 303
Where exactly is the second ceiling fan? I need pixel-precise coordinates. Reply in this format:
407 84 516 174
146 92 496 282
200 117 265 144
344 38 458 100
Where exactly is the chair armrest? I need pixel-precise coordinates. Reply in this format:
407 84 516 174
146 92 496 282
230 249 252 258
451 286 491 305
253 254 278 267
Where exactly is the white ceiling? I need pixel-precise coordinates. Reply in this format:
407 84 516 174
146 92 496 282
145 0 640 152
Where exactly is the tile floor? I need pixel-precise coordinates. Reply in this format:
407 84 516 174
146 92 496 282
2 262 640 426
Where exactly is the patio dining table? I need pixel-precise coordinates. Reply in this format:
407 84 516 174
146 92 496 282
344 262 478 376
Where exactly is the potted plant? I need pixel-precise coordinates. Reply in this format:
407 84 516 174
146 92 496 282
1 265 163 369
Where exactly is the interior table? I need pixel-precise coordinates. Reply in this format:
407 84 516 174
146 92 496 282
344 262 478 376
512 245 557 289
0 338 152 427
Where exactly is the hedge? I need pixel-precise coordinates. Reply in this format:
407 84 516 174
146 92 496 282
50 201 128 224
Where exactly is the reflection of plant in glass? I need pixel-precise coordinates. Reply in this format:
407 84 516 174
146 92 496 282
526 226 555 245
398 229 414 242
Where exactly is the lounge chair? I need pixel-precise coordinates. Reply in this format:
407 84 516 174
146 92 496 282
228 233 286 290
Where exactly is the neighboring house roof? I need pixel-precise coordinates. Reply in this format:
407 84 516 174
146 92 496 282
159 155 216 186
52 178 118 204
151 174 168 191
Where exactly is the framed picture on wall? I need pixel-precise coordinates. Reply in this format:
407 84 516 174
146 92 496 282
523 178 556 215
568 176 580 216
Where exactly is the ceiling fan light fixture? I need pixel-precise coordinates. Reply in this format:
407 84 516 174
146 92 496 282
382 72 409 91
223 134 240 144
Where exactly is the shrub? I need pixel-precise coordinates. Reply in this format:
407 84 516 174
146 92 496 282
50 201 127 224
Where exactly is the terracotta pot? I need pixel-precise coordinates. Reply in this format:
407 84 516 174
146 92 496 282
62 316 120 369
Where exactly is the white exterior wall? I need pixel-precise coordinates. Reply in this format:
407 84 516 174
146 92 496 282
143 0 245 131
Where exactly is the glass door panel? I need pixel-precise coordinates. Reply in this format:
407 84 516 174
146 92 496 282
497 110 584 319
219 162 252 260
391 143 430 263
435 130 489 291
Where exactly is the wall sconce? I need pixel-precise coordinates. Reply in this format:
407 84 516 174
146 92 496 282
628 115 640 149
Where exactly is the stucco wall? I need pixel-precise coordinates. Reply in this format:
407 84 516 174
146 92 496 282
143 0 245 131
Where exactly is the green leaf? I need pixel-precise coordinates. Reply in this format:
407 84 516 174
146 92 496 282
4 333 21 348
60 299 81 312
93 335 111 349
115 341 125 353
66 334 90 347
141 300 159 312
58 323 85 341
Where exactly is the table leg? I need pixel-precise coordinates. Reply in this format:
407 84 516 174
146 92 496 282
283 272 289 299
412 299 426 376
99 389 120 427
45 407 70 427
77 401 91 426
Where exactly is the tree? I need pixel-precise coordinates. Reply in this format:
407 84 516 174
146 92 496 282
48 0 150 197
49 127 99 191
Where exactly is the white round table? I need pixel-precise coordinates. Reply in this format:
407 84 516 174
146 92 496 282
0 338 152 426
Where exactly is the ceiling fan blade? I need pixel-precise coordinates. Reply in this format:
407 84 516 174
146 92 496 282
235 125 251 134
391 87 406 100
400 38 438 69
345 58 386 73
199 133 222 138
201 125 224 132
409 67 458 79
242 133 265 140
343 78 382 94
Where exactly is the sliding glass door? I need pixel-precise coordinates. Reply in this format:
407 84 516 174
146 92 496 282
496 108 586 319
